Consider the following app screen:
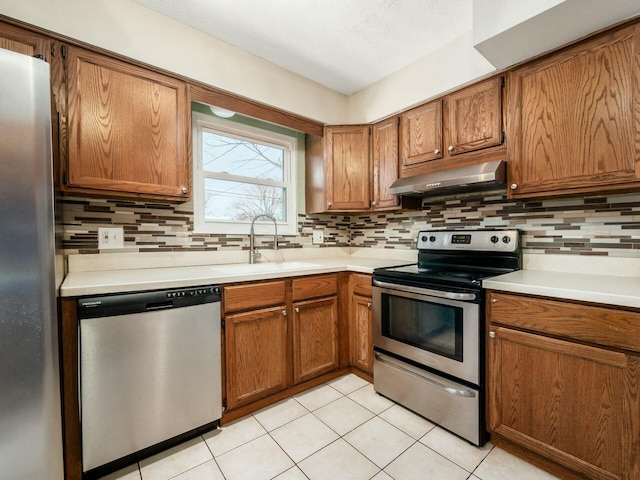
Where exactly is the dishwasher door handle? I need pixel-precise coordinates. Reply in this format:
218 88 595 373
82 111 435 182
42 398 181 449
145 301 174 311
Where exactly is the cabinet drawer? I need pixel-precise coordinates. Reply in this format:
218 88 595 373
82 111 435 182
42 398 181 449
351 273 372 297
292 274 337 301
224 280 286 313
488 292 640 353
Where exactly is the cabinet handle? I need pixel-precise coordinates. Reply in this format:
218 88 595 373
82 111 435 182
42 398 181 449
181 187 188 195
295 307 300 313
282 310 287 316
367 302 372 308
433 149 440 155
510 183 518 190
448 145 454 152
489 331 496 339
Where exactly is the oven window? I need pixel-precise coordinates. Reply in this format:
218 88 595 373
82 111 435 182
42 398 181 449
381 293 463 361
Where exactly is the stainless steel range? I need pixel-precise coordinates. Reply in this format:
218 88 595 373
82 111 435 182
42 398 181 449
372 229 521 446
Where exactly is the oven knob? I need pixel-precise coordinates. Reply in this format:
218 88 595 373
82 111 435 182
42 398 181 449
502 236 511 244
421 235 428 242
490 235 499 244
429 236 436 242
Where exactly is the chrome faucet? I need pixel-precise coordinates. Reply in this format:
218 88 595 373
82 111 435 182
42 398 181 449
249 214 278 264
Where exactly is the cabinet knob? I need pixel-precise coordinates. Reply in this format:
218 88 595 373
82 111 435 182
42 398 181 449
489 331 496 339
327 202 333 208
367 302 372 308
282 310 287 316
433 149 440 155
491 298 497 303
181 187 188 194
510 183 518 190
448 145 454 152
371 201 377 206
295 307 300 313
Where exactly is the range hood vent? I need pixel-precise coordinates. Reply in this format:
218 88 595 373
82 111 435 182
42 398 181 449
388 160 506 197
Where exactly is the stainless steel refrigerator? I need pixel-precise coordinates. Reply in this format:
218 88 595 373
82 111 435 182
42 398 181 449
0 47 64 479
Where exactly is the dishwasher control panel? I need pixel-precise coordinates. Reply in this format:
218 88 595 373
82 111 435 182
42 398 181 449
78 285 222 319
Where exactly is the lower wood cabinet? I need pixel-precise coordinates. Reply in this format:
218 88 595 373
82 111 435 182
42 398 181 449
225 306 288 410
349 273 373 375
350 295 373 374
487 291 640 480
292 296 339 384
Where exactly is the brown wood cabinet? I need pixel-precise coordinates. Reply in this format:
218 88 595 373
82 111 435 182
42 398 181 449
292 297 339 384
0 22 49 58
291 275 339 383
306 125 371 213
487 291 640 480
62 46 190 201
400 77 504 178
372 116 401 210
223 280 287 409
507 23 640 198
349 274 373 375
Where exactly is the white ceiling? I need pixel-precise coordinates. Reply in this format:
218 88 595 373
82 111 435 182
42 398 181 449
133 0 473 95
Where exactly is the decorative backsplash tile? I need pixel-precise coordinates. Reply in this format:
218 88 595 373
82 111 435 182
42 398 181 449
60 192 640 257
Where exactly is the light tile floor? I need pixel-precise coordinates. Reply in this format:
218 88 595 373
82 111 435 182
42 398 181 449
100 374 560 480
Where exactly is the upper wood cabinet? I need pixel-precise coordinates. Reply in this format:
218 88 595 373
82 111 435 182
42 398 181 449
487 292 640 480
400 77 504 177
372 116 401 210
62 46 190 201
0 22 49 58
399 100 443 170
306 125 370 213
507 23 640 198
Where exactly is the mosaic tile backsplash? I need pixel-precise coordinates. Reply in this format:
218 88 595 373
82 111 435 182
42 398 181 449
60 192 640 257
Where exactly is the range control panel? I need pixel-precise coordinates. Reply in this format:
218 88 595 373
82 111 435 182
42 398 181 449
417 230 519 252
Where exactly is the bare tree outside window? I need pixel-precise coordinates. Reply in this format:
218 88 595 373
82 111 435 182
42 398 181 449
201 131 287 222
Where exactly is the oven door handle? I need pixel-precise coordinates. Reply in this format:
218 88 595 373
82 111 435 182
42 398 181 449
375 353 476 398
372 279 477 301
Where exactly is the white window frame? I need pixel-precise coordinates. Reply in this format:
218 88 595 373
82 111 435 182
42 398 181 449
192 111 298 235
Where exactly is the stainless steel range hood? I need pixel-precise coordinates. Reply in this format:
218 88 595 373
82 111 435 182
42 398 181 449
388 160 506 197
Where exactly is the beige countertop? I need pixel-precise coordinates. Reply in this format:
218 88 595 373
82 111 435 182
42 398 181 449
60 249 415 297
483 270 640 309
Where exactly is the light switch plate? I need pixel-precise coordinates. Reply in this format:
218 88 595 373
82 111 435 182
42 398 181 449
98 227 124 249
312 230 324 245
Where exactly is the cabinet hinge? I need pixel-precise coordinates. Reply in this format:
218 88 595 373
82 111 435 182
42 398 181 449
60 45 66 59
397 116 401 126
51 42 55 58
62 171 67 186
221 318 225 330
369 126 372 135
501 131 506 144
222 398 227 410
33 54 46 62
500 76 505 88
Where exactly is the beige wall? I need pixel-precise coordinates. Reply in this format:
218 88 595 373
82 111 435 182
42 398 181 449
0 0 348 124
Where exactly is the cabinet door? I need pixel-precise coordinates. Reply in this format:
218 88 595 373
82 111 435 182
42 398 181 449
64 46 189 200
399 99 442 172
292 297 339 384
488 326 640 480
508 24 640 198
372 117 400 210
325 125 370 211
445 77 502 156
225 306 288 410
0 22 48 58
350 295 373 374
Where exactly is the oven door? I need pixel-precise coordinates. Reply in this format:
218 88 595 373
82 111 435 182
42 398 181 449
372 279 481 385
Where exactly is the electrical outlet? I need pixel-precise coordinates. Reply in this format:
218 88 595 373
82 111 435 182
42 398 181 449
98 227 124 249
312 230 324 245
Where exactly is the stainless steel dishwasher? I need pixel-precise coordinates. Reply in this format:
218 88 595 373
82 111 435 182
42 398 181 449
78 285 222 473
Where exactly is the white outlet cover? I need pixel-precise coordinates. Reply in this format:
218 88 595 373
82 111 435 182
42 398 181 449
98 227 124 249
312 230 324 244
